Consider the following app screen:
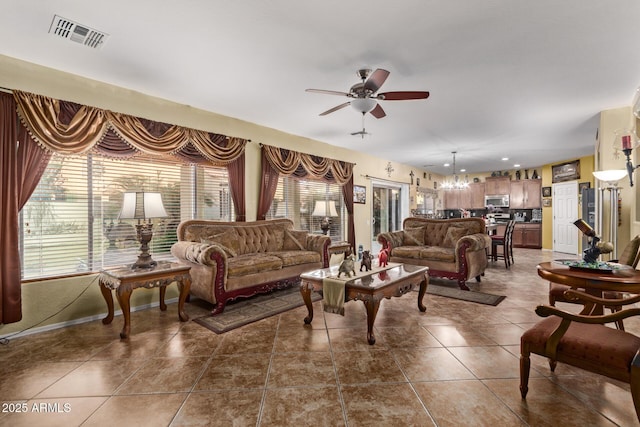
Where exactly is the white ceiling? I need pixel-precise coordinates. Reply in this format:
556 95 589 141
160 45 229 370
2 1 640 175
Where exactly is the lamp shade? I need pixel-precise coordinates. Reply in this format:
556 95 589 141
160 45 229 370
119 192 168 219
312 200 338 217
592 170 627 185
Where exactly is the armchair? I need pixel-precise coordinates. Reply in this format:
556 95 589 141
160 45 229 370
520 289 640 422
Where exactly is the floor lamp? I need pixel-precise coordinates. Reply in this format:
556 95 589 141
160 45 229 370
593 170 627 259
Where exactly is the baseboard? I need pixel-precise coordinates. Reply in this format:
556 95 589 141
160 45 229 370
0 297 179 340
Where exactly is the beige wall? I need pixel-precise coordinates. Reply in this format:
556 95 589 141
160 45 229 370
0 54 443 335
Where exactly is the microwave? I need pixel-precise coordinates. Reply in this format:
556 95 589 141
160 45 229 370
485 195 509 208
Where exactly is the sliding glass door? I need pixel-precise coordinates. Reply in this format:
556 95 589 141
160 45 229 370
372 183 404 252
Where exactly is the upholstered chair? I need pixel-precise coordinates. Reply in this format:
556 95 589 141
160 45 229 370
520 289 640 423
548 235 640 330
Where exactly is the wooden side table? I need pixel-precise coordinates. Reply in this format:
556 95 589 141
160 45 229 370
328 241 352 256
99 261 191 338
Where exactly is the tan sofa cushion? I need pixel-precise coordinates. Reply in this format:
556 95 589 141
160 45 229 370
227 254 283 277
403 227 425 246
419 246 455 262
392 246 422 259
272 250 321 266
201 229 241 257
283 229 307 250
442 227 468 248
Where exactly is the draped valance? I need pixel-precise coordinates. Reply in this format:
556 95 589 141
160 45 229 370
261 144 353 185
14 90 247 166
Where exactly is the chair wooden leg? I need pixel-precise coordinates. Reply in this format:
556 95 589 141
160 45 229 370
520 352 530 398
549 359 557 372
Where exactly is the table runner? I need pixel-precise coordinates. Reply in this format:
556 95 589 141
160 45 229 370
322 262 400 315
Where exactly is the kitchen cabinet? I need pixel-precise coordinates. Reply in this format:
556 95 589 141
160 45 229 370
468 182 485 209
510 179 541 209
443 188 470 210
485 176 510 195
512 223 541 248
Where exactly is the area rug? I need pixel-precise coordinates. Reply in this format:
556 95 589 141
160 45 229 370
193 286 321 334
425 283 506 306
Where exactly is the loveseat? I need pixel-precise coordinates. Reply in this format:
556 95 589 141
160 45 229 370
171 219 330 315
377 217 491 290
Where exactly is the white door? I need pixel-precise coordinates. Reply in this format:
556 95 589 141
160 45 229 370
553 181 579 254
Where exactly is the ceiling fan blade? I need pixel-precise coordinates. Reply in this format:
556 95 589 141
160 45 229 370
363 69 390 93
369 104 386 119
377 91 430 100
306 88 351 97
319 102 351 116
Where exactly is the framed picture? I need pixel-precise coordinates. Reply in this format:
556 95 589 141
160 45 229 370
542 198 552 207
542 186 551 198
578 182 591 193
552 160 580 183
353 185 366 204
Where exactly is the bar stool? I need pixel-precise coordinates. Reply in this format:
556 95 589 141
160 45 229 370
491 220 515 268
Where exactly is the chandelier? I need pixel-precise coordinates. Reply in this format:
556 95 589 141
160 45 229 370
441 151 469 190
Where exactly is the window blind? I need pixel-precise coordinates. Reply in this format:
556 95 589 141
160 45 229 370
20 153 232 280
266 176 344 240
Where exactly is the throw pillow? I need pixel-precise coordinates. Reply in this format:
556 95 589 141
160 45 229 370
283 229 307 250
403 227 425 246
201 229 240 257
442 227 468 248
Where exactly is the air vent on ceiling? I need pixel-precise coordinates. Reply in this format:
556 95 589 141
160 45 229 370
48 15 108 49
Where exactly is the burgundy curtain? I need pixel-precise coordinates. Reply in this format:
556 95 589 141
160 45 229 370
226 152 246 221
257 149 281 220
257 144 355 240
0 93 51 323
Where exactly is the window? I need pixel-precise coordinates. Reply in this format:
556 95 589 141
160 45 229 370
20 153 233 280
266 176 344 240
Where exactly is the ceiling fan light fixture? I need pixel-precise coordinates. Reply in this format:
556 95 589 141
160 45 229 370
350 97 377 113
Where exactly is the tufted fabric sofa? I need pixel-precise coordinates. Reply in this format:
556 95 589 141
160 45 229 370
377 217 492 290
171 219 330 315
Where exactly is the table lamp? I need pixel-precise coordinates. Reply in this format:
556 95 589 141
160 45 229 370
118 192 168 270
312 200 338 235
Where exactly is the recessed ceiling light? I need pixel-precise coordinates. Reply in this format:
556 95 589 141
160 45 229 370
460 169 466 172
502 157 509 161
514 164 520 168
444 163 450 167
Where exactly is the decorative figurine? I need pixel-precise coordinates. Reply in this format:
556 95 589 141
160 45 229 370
378 248 389 267
532 170 539 179
337 254 356 278
515 170 521 180
360 250 372 271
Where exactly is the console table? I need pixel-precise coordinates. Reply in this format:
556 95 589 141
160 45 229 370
99 261 191 338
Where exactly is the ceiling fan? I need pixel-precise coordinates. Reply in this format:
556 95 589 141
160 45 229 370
306 68 430 119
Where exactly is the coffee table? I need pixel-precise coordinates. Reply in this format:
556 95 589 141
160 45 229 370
300 264 429 344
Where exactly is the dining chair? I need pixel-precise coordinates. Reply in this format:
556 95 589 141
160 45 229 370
520 290 640 423
549 235 640 330
490 220 515 268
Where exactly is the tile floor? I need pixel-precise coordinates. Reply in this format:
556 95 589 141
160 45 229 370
1 248 639 426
